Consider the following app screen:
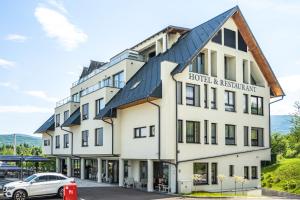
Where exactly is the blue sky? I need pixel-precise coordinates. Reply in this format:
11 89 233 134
0 0 299 135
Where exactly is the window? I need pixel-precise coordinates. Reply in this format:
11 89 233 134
113 71 124 88
244 126 249 146
189 53 206 74
149 125 155 137
186 84 200 106
63 134 69 148
95 98 104 116
193 163 208 185
82 103 89 120
186 121 200 143
229 165 234 177
211 87 217 109
224 91 235 112
251 166 258 179
204 120 208 144
225 125 236 145
176 81 182 104
238 31 247 52
35 176 48 182
55 114 60 127
44 139 50 146
224 28 236 48
211 123 217 144
72 93 80 102
95 128 103 146
211 163 218 184
244 166 249 179
212 30 222 44
204 84 208 108
134 127 147 138
251 127 264 147
251 96 263 115
55 135 60 148
64 110 69 122
103 77 111 87
178 120 183 143
82 130 89 147
224 56 236 81
243 94 249 113
243 60 249 84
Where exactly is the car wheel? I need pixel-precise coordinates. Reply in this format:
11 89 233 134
13 190 27 200
58 187 64 198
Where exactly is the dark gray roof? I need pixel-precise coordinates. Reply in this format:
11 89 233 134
61 108 80 127
35 115 55 133
80 60 107 79
96 6 239 119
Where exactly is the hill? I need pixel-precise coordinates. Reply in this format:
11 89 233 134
0 134 42 147
271 115 292 134
262 158 300 195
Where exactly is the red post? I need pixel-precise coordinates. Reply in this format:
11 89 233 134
64 183 78 200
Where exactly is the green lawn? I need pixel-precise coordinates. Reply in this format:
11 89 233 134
262 158 300 195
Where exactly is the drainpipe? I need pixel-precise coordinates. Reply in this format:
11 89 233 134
45 131 53 156
147 98 161 160
60 127 74 156
102 118 114 155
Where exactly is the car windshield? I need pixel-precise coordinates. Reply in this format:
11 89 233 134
24 175 37 182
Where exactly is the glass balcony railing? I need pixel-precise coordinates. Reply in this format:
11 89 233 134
80 80 125 97
72 49 144 87
56 96 80 108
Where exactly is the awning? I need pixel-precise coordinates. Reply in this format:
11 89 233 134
0 156 50 162
35 114 55 133
61 108 80 127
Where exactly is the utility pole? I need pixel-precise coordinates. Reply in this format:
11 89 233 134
13 133 17 155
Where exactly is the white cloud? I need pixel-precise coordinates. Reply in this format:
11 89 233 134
47 0 68 14
0 105 52 113
0 58 15 69
34 6 88 51
5 34 27 42
24 90 59 102
0 82 19 90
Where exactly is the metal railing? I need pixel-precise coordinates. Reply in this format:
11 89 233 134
56 96 80 108
80 80 125 97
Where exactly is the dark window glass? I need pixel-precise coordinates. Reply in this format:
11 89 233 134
224 28 236 48
55 135 60 148
243 94 249 113
186 121 200 143
193 163 208 185
148 51 156 58
251 166 258 179
64 110 69 122
251 127 264 147
82 130 89 147
134 127 147 138
229 165 234 177
244 126 249 146
211 87 217 109
189 53 206 74
48 175 58 181
103 77 111 87
35 176 48 182
113 71 124 88
44 139 50 146
178 120 183 143
251 96 263 115
244 166 249 179
212 30 222 44
225 124 236 145
204 84 208 108
238 31 247 52
149 125 155 137
186 84 200 106
95 98 104 116
211 123 217 144
63 134 69 148
72 93 80 102
55 114 60 127
211 163 218 184
176 81 182 105
224 91 235 112
95 128 103 146
82 103 89 120
204 120 208 144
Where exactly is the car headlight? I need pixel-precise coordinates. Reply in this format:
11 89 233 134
7 186 15 190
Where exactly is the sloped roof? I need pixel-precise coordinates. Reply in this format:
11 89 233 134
80 60 107 79
35 115 55 133
96 6 284 119
61 108 80 127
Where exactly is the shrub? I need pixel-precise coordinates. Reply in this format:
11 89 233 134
262 182 266 187
267 183 273 188
283 182 289 191
289 181 297 189
274 177 281 183
266 174 272 179
285 149 297 158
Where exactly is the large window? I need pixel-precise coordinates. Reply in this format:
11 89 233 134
251 127 264 147
95 98 104 116
224 28 236 48
211 87 217 109
251 166 258 179
211 123 217 144
134 127 147 138
212 30 222 44
82 103 89 120
204 84 208 108
55 135 60 148
176 81 182 104
186 121 200 143
64 110 69 122
211 163 218 184
113 71 124 88
55 114 60 127
238 31 247 52
243 94 249 113
251 96 263 115
95 128 103 146
193 163 208 185
244 166 249 179
178 120 183 143
224 91 235 112
186 84 200 106
63 134 69 148
72 93 80 102
244 126 249 146
204 120 208 144
189 53 206 74
82 130 89 147
225 124 236 145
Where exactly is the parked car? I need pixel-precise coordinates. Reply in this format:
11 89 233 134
3 172 75 200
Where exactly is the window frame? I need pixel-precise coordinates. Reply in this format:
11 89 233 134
211 123 217 144
224 90 235 112
81 130 89 147
244 166 249 179
134 127 147 138
112 71 124 88
225 124 236 145
243 94 249 113
204 120 209 144
211 87 217 109
55 135 60 149
193 162 209 185
63 110 69 122
178 120 183 143
186 121 200 144
149 125 155 137
82 103 89 120
95 128 103 146
63 134 69 148
251 166 258 179
95 98 104 116
251 95 263 115
251 127 264 147
224 28 236 49
211 163 218 184
55 114 60 127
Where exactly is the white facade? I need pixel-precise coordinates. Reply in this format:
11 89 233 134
37 8 283 194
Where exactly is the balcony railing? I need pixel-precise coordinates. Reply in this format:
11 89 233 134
72 49 144 87
56 96 80 108
81 80 124 97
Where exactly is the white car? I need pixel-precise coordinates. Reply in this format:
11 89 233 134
3 172 75 200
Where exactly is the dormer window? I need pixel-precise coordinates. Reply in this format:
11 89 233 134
130 81 141 90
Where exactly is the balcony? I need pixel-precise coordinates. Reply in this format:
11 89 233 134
56 96 80 108
80 80 125 97
72 49 144 87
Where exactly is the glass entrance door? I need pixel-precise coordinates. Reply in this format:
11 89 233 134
71 159 80 178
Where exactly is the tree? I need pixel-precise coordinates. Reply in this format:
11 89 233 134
271 132 287 155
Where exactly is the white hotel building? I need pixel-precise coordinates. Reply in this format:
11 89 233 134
35 6 284 194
